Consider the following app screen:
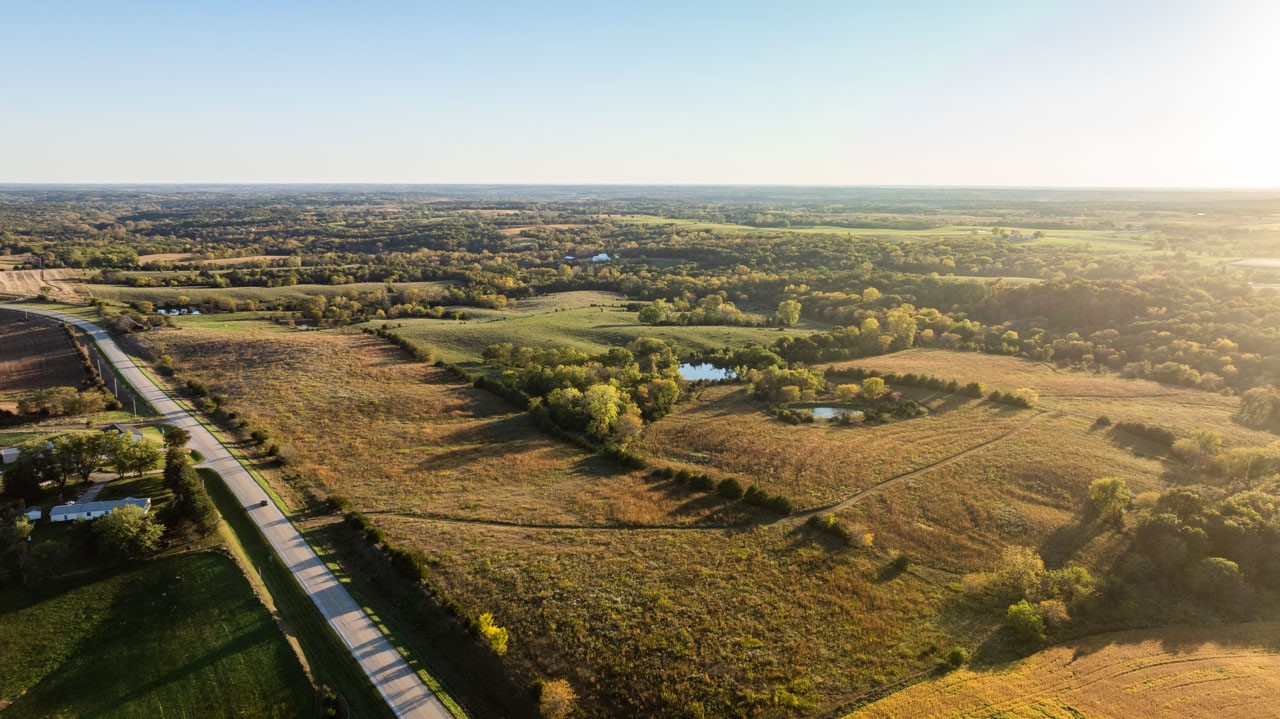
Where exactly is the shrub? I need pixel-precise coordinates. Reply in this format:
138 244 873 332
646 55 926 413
717 477 745 499
249 429 270 445
891 553 911 571
1094 415 1112 427
945 646 970 668
476 612 509 656
691 473 716 491
539 679 579 719
807 513 853 543
1005 599 1046 643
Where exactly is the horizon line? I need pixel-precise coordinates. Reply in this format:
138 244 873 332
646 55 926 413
1 181 1279 192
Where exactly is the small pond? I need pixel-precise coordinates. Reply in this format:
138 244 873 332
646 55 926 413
678 363 735 381
810 406 864 420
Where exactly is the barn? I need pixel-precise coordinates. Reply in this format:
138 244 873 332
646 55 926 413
49 497 152 522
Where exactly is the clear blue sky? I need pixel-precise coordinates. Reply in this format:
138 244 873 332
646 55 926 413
3 0 1276 186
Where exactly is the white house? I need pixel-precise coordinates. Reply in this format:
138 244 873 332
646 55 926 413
49 497 151 522
25 507 41 522
1 447 19 464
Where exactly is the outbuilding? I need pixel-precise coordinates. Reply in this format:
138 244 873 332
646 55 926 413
24 507 41 522
49 497 151 522
1 447 19 464
102 424 144 442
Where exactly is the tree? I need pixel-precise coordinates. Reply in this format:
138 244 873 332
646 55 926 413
164 426 192 449
861 377 886 400
539 679 578 719
834 383 861 402
1005 599 1046 643
1088 477 1130 526
163 449 218 536
54 433 112 484
775 299 802 327
94 504 163 559
109 438 162 478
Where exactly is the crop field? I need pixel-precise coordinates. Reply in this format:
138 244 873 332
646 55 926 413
0 311 85 410
89 280 452 307
350 290 823 367
851 621 1280 718
0 268 88 302
0 552 313 718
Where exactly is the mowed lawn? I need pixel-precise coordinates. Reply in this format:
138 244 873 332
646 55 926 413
0 552 313 718
850 621 1280 719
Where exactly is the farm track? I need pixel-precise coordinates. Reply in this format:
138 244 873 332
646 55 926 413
379 409 1049 533
791 410 1047 522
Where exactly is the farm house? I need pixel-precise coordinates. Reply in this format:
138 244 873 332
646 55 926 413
49 497 151 522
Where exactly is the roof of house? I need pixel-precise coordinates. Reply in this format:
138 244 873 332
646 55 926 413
102 423 134 433
49 497 151 517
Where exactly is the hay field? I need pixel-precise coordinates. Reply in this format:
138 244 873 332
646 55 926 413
850 622 1280 719
0 268 88 302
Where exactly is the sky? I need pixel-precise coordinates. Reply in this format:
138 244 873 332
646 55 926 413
2 0 1277 187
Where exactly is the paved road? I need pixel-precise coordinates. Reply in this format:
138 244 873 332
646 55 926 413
2 305 452 719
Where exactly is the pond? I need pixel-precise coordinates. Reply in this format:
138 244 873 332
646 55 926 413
810 406 863 420
678 363 735 381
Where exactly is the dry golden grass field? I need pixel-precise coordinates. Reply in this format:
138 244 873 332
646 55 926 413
0 268 88 302
0 312 85 411
135 325 1280 717
136 253 289 266
837 349 1272 447
850 621 1280 719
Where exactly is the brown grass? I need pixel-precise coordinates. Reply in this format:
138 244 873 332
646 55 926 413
137 253 289 266
135 328 1278 717
851 621 1280 718
0 269 88 302
835 349 1270 447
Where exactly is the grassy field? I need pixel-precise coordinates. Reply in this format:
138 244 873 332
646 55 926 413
89 280 452 307
0 552 314 718
0 311 85 410
836 349 1271 447
350 290 821 367
851 621 1280 718
130 324 1279 716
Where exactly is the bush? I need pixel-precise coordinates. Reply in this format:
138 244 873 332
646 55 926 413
1005 599 1046 643
945 646 970 668
691 473 716 491
249 429 270 445
717 477 745 499
1094 415 1112 427
539 679 579 719
891 553 911 571
476 612 509 656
